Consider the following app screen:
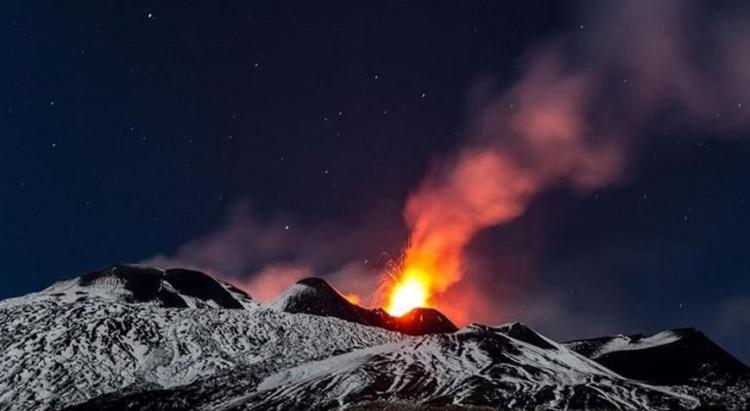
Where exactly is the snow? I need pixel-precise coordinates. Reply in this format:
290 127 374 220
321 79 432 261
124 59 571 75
0 269 745 410
595 331 682 356
0 287 399 410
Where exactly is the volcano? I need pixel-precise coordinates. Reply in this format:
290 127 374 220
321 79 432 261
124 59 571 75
0 265 747 411
271 277 458 335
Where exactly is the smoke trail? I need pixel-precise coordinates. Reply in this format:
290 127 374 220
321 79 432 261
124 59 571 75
400 0 750 316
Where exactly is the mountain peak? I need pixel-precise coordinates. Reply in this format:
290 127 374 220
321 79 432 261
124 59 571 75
2 268 749 410
270 277 373 325
495 322 558 350
380 307 459 335
566 327 749 384
40 264 255 309
271 276 458 336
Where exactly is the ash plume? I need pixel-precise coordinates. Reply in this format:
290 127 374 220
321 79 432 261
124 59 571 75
405 0 750 320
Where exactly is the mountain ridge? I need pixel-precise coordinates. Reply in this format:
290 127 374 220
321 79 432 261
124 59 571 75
0 264 747 410
270 276 458 335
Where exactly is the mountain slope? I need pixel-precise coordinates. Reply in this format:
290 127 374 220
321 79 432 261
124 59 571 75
271 277 458 335
68 324 700 410
0 267 400 411
565 329 748 385
1 265 748 410
35 265 256 309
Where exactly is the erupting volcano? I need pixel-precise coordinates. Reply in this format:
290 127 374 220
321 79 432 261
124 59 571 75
385 269 429 316
383 149 536 319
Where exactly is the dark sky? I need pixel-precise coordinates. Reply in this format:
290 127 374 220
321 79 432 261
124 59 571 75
1 2 749 361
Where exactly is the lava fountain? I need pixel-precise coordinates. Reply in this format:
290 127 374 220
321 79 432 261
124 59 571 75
385 268 429 316
384 150 538 319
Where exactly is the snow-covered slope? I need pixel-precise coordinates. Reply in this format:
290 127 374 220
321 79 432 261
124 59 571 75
244 324 698 410
566 329 749 385
1 265 748 410
69 323 703 410
0 267 400 410
23 265 256 310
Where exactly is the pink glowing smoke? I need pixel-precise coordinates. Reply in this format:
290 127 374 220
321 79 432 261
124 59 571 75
403 0 750 319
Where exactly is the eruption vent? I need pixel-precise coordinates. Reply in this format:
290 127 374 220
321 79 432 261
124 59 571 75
386 270 429 316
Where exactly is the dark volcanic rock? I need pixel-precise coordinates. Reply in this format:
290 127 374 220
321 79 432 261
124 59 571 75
566 328 749 385
376 307 459 335
271 277 458 336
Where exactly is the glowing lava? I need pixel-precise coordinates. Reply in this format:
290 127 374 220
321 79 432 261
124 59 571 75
385 269 429 316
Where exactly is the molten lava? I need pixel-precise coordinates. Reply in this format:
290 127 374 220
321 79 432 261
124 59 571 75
385 268 430 316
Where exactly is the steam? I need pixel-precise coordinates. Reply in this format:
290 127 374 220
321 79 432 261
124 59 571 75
405 0 750 315
143 202 387 303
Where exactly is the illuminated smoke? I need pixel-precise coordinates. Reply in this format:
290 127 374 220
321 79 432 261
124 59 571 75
396 0 750 319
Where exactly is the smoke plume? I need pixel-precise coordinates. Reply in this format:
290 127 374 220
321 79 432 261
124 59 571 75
404 0 750 318
143 202 389 303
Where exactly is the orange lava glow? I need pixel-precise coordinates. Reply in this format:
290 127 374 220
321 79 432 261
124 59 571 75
385 150 538 321
343 293 361 305
385 268 430 316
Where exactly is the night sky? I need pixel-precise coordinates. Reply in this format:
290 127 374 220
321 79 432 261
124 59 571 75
2 2 749 361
